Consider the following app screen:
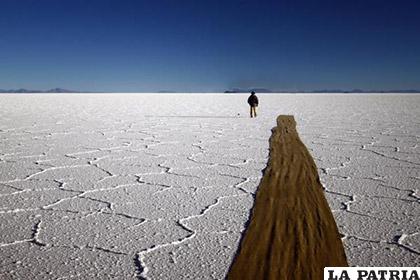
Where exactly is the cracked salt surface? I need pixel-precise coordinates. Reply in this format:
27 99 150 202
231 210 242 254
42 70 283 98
0 93 419 279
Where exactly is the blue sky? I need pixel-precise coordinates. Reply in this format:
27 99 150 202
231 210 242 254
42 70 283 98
1 0 419 92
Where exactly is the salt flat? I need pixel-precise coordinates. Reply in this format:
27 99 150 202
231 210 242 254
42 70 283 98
0 93 419 279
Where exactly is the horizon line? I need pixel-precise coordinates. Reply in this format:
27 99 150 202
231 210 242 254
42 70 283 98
2 88 420 94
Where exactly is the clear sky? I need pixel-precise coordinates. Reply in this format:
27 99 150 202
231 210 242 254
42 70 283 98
1 0 419 92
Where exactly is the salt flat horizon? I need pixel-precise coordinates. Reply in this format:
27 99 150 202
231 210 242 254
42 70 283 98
0 94 419 279
3 92 420 95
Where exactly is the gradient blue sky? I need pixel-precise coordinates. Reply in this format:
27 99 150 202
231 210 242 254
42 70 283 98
1 0 419 92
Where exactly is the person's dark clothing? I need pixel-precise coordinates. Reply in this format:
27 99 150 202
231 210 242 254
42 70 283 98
247 94 259 107
248 93 259 118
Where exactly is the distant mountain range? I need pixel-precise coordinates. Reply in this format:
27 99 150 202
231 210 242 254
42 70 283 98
224 88 274 93
305 89 420 93
0 88 80 93
1 87 420 93
224 88 420 93
157 90 178 93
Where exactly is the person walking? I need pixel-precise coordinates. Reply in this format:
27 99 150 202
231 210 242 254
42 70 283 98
247 91 259 118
